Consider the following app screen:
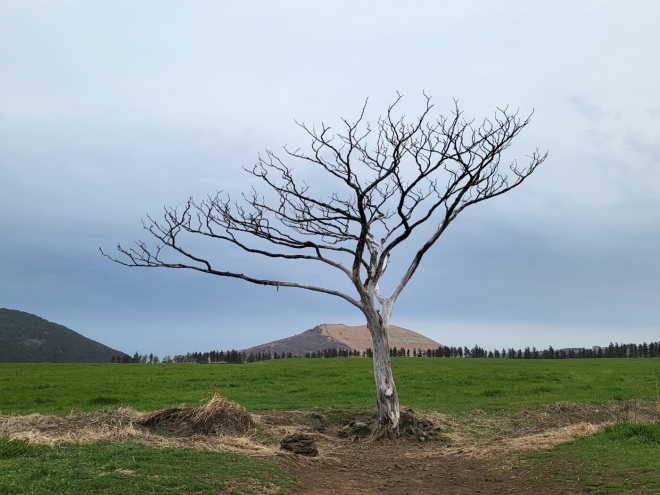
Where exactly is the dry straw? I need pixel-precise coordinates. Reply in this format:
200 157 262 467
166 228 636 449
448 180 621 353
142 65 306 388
138 393 255 436
3 398 660 462
0 393 277 456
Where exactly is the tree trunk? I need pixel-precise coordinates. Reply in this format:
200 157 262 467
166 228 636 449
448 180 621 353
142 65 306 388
365 307 400 439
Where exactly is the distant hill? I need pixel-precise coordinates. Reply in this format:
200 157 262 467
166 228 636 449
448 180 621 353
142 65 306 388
0 309 126 363
241 323 442 356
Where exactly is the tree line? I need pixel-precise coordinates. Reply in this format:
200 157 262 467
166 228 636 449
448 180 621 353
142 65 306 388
397 342 660 359
111 352 160 363
111 341 660 364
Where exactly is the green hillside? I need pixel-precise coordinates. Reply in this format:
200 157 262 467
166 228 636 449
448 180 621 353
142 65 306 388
0 309 125 363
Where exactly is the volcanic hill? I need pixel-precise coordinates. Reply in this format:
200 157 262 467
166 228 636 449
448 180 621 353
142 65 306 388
0 308 126 363
241 323 442 356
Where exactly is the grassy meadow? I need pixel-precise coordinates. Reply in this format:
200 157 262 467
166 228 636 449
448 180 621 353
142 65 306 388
0 438 297 495
3 358 660 494
1 358 660 415
531 422 660 493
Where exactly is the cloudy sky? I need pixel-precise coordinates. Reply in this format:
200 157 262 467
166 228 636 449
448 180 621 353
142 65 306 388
1 1 659 357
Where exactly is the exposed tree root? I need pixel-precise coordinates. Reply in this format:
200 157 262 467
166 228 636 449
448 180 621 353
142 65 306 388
366 421 399 442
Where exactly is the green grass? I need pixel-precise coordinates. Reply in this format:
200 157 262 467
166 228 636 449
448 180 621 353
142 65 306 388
532 423 660 493
2 360 660 494
1 358 659 415
0 437 298 495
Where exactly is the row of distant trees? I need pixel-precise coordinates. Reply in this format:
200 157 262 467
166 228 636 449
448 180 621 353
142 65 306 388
402 342 660 359
111 341 660 364
111 352 160 363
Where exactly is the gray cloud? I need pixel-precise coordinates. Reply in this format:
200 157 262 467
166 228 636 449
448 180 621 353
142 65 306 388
567 96 603 121
625 132 660 165
2 0 660 355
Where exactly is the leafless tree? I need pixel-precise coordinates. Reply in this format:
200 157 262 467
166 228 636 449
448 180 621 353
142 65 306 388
102 94 547 438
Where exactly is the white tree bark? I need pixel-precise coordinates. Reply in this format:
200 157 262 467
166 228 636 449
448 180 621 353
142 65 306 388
362 293 400 437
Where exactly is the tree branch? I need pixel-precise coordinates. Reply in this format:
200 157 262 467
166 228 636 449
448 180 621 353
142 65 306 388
104 94 546 318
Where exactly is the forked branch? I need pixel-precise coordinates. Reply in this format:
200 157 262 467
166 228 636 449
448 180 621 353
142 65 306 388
104 94 546 310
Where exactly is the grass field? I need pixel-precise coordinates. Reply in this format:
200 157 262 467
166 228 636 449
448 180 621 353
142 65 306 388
0 437 297 495
3 358 660 494
531 422 660 493
1 358 659 415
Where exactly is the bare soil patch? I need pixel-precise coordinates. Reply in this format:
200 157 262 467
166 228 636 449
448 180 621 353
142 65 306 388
279 439 582 495
2 398 658 494
271 400 659 494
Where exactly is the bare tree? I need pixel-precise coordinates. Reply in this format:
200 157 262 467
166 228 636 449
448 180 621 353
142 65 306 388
103 94 546 438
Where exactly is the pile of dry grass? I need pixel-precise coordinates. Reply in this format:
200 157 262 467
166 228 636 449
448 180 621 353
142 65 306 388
497 401 615 438
470 422 604 462
0 407 143 444
497 400 660 440
398 409 448 442
607 398 660 423
0 395 276 456
138 393 255 436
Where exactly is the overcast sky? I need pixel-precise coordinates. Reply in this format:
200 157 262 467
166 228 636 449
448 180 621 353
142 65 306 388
2 1 659 357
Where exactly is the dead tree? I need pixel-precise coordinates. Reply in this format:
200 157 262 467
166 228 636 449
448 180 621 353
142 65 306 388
103 94 547 438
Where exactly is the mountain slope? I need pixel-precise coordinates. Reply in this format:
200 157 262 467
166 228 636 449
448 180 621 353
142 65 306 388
0 309 126 363
241 323 442 356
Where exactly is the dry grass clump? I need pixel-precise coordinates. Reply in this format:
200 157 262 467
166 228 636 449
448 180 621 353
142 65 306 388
498 401 615 439
223 478 285 495
497 400 660 440
138 393 255 436
0 394 279 456
0 407 142 444
417 400 660 458
4 398 659 463
473 422 604 461
608 398 660 424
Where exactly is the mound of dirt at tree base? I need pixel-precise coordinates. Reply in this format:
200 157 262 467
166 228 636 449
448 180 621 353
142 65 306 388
335 408 449 442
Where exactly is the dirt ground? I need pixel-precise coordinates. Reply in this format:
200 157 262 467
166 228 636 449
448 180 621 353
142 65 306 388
2 399 658 494
275 417 593 494
281 440 579 495
272 400 659 495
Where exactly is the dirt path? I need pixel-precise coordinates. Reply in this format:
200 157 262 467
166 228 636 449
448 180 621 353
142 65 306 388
282 440 581 494
273 401 650 494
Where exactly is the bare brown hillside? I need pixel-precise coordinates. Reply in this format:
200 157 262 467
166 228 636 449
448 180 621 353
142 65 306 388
241 324 441 356
321 324 441 353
